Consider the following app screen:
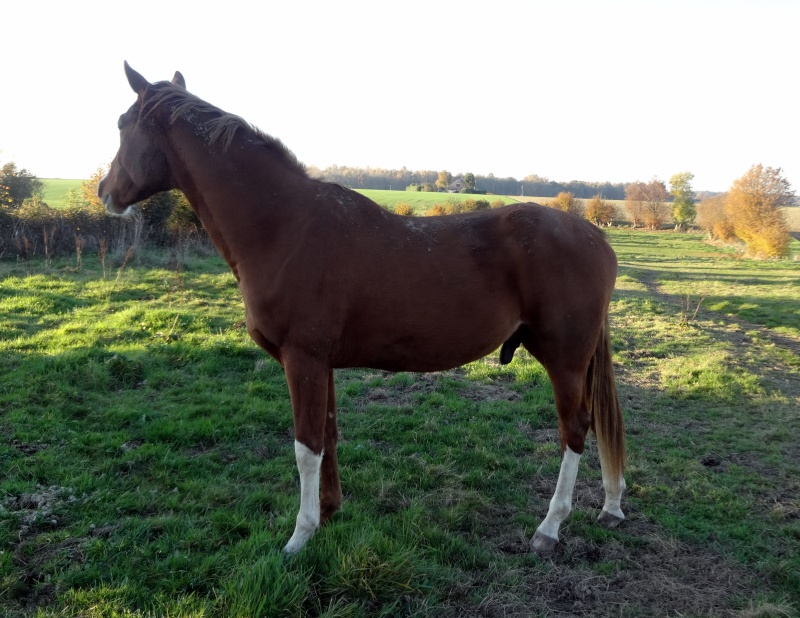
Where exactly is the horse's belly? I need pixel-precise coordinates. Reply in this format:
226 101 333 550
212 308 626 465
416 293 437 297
339 310 519 372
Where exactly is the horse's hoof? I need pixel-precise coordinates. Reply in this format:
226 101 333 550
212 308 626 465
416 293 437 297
320 502 341 525
597 510 624 529
283 539 303 554
530 530 558 555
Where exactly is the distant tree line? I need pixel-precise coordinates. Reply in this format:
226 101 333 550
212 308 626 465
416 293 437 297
308 165 628 199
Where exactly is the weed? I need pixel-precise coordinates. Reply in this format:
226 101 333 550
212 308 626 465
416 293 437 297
679 294 705 328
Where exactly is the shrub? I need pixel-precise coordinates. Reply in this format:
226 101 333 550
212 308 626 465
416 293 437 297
424 204 447 217
168 194 203 235
393 203 414 216
491 199 506 209
585 195 615 226
549 192 585 218
443 201 461 215
139 191 178 243
0 182 207 262
725 164 793 258
697 194 737 242
460 199 490 212
642 202 669 229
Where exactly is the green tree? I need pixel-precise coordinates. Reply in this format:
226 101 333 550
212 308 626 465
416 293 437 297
726 164 793 257
0 162 44 208
669 171 696 231
463 172 476 193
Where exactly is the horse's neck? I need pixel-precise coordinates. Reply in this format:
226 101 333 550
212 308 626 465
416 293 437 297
167 128 316 277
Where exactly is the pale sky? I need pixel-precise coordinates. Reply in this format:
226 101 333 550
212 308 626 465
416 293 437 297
2 0 797 193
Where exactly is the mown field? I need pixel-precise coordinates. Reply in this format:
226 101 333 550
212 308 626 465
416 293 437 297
1 225 798 617
40 180 83 209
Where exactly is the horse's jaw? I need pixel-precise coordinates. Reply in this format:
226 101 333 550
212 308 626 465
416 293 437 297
98 173 133 216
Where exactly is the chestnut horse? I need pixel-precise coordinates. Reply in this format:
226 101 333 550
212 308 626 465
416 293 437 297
98 63 626 554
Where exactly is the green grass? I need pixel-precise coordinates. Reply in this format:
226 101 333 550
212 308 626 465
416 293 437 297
1 230 799 617
40 179 83 209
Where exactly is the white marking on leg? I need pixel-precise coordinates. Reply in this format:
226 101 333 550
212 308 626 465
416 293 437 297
600 470 626 521
535 446 581 543
283 440 322 554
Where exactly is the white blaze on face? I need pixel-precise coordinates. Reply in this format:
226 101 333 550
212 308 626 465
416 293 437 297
535 446 581 542
283 440 323 554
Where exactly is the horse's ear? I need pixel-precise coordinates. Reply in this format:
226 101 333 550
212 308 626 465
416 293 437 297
124 61 150 97
171 71 186 89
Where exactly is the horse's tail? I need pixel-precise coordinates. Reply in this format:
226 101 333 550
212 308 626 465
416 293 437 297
589 315 626 482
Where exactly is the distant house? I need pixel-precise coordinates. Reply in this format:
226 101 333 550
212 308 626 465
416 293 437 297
446 177 464 193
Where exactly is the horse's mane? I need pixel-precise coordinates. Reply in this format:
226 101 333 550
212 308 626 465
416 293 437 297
142 81 307 176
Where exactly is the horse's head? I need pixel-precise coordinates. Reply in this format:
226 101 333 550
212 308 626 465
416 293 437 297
98 62 186 215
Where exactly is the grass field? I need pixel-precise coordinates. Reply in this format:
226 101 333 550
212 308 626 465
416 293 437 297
40 180 83 209
1 227 798 617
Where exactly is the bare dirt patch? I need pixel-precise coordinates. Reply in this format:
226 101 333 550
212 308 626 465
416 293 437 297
468 479 761 618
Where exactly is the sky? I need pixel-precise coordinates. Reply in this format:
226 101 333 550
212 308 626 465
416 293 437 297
2 0 797 193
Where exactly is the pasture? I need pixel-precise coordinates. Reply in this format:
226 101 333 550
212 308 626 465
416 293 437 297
1 228 799 617
39 182 800 233
39 180 83 210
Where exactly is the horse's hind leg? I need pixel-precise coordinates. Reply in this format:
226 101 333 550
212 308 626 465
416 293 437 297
597 457 626 528
320 370 343 524
531 445 582 553
530 370 591 554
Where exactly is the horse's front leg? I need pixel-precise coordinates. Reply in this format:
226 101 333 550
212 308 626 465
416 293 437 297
282 353 331 554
